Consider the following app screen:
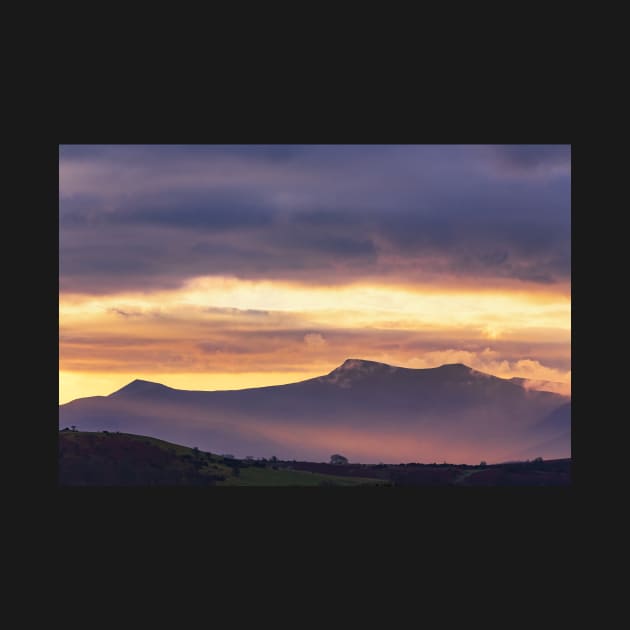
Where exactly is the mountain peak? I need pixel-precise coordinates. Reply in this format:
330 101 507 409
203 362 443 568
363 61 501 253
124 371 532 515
317 358 486 389
320 358 400 388
336 358 389 371
109 379 172 398
438 363 472 371
333 359 475 374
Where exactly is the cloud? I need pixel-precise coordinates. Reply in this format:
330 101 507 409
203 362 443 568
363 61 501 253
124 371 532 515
202 307 269 317
401 350 570 395
60 145 570 294
517 377 571 396
490 145 570 175
108 308 142 318
304 333 327 348
197 342 254 355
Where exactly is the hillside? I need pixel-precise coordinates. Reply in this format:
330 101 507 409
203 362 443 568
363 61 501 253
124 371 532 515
58 430 385 486
58 430 570 486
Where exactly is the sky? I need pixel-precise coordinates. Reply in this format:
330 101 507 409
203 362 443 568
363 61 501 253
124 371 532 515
59 144 571 404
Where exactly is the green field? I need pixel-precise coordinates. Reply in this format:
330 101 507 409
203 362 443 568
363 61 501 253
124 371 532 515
219 465 382 486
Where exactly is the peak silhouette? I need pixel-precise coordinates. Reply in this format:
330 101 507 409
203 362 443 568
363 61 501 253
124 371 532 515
109 379 173 398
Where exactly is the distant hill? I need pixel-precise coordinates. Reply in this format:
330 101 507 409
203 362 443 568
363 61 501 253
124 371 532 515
59 359 571 464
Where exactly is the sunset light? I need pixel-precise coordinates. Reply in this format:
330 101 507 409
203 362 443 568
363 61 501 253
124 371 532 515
59 144 571 474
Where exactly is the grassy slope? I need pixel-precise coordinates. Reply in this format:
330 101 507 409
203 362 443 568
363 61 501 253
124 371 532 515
58 431 384 486
221 466 380 486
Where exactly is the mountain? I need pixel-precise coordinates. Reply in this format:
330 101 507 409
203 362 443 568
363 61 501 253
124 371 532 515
504 402 571 461
534 402 571 437
59 359 571 464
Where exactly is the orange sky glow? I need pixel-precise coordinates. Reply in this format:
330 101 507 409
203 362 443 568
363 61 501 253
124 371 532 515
59 275 571 403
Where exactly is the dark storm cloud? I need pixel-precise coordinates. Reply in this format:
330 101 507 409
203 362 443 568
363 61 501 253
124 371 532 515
60 144 311 162
116 191 275 230
274 232 378 259
59 145 570 293
493 144 570 166
60 190 275 230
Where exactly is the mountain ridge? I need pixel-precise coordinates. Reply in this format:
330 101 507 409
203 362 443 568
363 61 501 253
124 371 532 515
95 359 563 400
59 358 570 464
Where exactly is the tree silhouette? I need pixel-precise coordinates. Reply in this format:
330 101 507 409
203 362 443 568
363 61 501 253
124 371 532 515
330 454 348 465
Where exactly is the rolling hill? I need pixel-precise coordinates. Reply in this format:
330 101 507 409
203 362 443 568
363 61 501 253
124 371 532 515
58 430 385 486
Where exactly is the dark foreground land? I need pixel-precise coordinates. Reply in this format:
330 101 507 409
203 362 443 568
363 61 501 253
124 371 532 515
58 431 571 487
